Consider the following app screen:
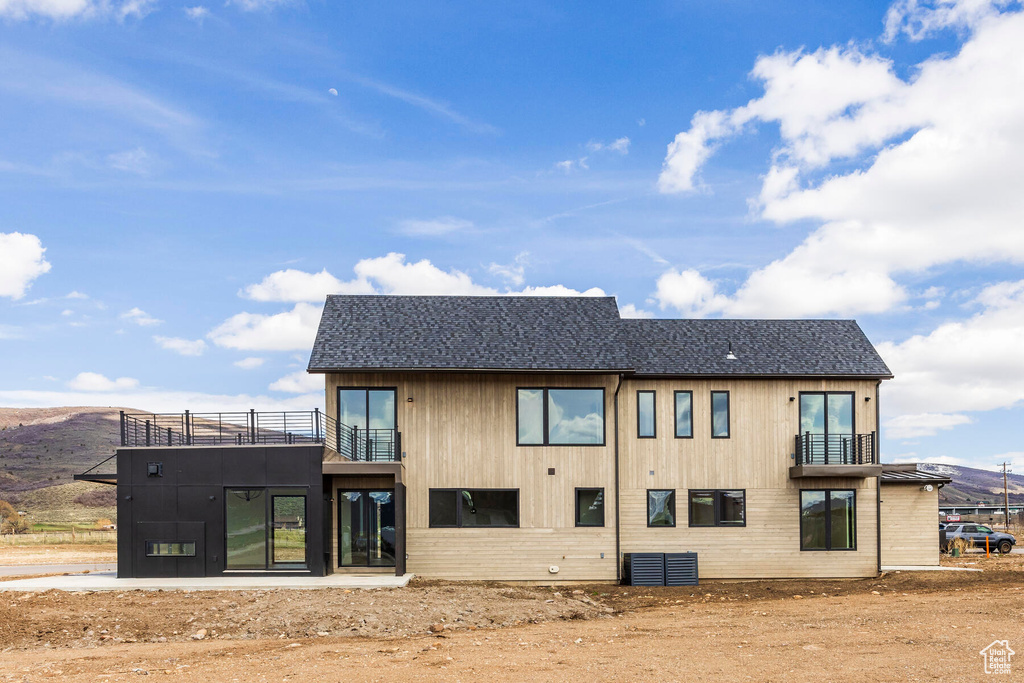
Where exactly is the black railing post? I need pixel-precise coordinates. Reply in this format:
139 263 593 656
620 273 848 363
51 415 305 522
250 409 256 444
145 419 151 447
119 411 126 447
314 408 321 442
184 410 191 446
353 426 359 460
870 430 876 464
396 431 402 461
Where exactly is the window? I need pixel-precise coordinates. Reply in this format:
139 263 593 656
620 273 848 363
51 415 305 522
428 489 519 528
339 387 398 459
647 489 676 527
800 490 856 551
516 388 605 446
146 541 196 557
688 490 746 527
637 391 656 438
226 487 308 570
711 391 730 438
674 391 693 438
575 488 605 527
799 392 855 463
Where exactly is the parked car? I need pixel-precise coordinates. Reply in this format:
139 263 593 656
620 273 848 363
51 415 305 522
944 523 1016 553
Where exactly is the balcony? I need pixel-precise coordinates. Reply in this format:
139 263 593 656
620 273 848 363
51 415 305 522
118 410 401 462
789 431 882 479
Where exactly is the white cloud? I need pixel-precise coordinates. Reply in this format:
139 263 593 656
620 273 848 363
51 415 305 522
208 302 324 351
554 158 589 173
619 303 654 319
106 147 151 174
67 371 139 391
120 307 162 326
877 280 1024 417
397 216 474 237
883 0 1014 42
66 290 88 299
241 268 370 302
218 254 613 350
226 0 291 10
153 336 207 356
0 0 155 20
327 87 338 96
0 387 322 413
586 137 631 154
884 412 973 439
61 309 73 316
655 4 1024 318
488 252 529 287
653 268 729 317
269 371 322 394
183 5 208 21
234 357 265 369
0 232 51 299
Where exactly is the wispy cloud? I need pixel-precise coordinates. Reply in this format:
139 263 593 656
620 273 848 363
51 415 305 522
120 307 162 326
396 216 474 237
346 73 499 134
153 336 208 356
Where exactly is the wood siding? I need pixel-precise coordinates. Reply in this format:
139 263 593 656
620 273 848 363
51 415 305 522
880 484 940 566
323 372 884 580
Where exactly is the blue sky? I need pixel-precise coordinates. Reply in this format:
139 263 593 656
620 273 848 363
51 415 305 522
0 0 1022 472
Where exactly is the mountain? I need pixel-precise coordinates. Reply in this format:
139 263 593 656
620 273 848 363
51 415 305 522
0 407 127 524
918 462 1024 506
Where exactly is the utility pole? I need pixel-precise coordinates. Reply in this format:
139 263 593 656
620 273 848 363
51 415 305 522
1001 462 1011 532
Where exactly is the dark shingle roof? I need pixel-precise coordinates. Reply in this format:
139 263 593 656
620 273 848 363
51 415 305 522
308 295 632 372
881 465 952 484
308 296 892 378
624 318 891 377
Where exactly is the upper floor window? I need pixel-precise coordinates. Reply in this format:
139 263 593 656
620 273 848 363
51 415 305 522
339 388 397 431
637 390 656 438
674 391 693 438
711 391 730 438
516 388 605 446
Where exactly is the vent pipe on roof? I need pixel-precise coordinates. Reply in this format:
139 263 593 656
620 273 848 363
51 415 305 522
726 341 737 360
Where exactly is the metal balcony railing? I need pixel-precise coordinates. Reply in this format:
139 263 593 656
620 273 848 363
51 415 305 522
794 431 876 466
119 410 401 462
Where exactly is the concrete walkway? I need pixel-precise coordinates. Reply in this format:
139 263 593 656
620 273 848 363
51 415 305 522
0 571 414 592
0 563 116 577
881 565 983 572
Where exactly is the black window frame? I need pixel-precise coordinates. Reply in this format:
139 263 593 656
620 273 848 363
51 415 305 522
515 387 607 447
224 486 310 570
337 386 399 429
646 489 677 528
674 390 693 439
798 390 856 435
637 390 656 439
145 541 197 557
688 489 747 527
799 489 857 552
711 390 731 439
574 487 605 528
427 488 521 528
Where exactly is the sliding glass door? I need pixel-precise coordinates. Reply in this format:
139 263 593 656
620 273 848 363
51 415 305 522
226 487 307 570
799 393 855 464
338 490 395 567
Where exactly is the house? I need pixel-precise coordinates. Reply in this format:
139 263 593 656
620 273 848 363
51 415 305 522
78 295 946 581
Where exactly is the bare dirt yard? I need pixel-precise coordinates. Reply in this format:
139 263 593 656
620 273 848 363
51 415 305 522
1 553 1021 682
0 544 117 568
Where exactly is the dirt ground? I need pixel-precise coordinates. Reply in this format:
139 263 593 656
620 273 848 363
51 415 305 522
1 554 1022 682
0 544 117 567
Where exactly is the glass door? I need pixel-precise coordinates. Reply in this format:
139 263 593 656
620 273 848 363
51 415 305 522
799 393 854 464
339 388 397 460
338 489 396 567
226 487 307 570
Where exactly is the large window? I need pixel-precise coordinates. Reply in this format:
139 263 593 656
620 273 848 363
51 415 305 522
647 489 676 527
674 391 693 438
575 488 605 527
799 392 855 463
516 388 605 446
226 487 307 570
711 391 730 438
637 391 656 438
428 489 519 528
688 490 746 527
800 490 856 551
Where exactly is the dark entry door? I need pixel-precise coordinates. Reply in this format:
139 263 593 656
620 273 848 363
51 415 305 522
338 490 395 567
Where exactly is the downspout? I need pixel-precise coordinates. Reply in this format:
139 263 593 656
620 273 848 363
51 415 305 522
875 379 882 576
613 373 624 582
